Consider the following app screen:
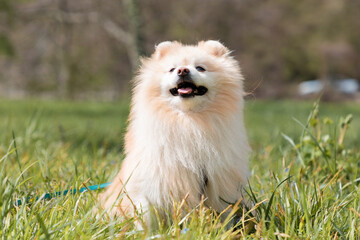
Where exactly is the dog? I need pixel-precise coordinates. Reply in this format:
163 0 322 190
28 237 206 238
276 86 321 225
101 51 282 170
99 40 251 227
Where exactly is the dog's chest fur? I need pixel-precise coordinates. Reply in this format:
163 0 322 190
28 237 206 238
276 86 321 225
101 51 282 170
125 109 250 212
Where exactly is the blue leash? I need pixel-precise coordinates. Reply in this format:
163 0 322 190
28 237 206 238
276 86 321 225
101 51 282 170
15 182 111 206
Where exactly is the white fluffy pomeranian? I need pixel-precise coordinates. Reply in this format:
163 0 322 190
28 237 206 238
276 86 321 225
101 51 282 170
99 40 251 226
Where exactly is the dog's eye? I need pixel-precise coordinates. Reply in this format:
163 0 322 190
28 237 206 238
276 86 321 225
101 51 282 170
169 68 175 73
196 66 206 72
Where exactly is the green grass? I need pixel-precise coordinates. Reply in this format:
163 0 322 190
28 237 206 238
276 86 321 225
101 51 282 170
1 99 360 239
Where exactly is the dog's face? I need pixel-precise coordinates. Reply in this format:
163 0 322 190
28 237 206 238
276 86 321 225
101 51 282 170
138 40 243 113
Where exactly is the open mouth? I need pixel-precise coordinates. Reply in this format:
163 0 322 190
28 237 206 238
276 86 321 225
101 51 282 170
169 81 208 98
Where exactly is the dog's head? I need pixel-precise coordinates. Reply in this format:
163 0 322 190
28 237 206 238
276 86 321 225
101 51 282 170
136 40 243 114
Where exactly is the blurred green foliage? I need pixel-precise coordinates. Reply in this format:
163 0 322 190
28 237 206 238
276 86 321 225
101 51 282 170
0 0 14 56
0 34 14 56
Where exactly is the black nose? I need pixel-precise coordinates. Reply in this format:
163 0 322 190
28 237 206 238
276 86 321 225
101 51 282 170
177 67 190 77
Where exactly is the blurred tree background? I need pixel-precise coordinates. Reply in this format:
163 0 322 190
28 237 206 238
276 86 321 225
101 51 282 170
0 0 359 100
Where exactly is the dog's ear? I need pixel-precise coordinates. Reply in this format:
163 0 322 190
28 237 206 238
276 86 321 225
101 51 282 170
198 40 230 57
153 41 180 59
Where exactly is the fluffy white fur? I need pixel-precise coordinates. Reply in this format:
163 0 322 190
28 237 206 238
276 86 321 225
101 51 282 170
99 40 251 226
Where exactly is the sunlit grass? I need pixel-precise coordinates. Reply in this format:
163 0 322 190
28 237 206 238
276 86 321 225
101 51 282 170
1 99 359 238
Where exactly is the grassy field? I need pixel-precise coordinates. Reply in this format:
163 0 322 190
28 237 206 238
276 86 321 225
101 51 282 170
1 99 360 239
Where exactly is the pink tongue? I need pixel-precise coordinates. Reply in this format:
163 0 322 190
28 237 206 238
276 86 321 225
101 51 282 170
178 87 193 94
